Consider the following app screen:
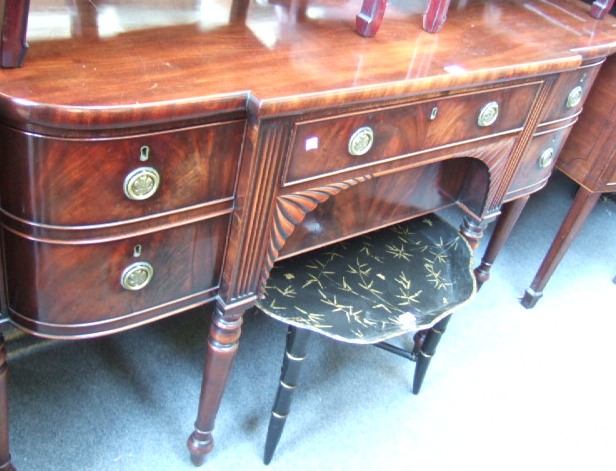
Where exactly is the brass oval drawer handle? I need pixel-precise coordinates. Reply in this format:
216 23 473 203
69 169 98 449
566 85 583 109
121 261 154 291
348 126 374 156
538 147 555 168
477 101 499 127
124 167 161 201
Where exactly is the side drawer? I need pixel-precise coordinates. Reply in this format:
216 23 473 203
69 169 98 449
2 215 229 337
0 120 244 225
284 83 541 184
506 126 571 199
539 63 602 125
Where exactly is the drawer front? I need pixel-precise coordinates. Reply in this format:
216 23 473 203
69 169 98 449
285 83 540 184
506 127 571 198
539 64 602 124
0 120 244 225
2 216 229 335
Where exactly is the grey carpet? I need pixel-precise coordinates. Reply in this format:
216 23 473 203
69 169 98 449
5 170 615 471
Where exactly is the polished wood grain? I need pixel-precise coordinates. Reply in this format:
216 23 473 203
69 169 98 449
3 217 230 336
285 83 540 184
2 0 616 129
0 121 244 225
1 0 616 468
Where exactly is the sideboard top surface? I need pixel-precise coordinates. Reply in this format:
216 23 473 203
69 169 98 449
1 0 616 130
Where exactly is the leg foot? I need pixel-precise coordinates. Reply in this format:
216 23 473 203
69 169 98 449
187 428 213 466
520 288 543 309
522 187 600 308
264 326 311 465
474 196 530 289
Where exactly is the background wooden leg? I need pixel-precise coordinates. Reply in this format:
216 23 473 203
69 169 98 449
521 187 601 309
423 0 453 33
187 302 244 466
474 196 530 288
0 332 15 471
1 0 31 68
264 326 311 465
356 0 387 37
590 0 616 19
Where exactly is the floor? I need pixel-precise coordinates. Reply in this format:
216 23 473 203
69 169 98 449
4 171 616 471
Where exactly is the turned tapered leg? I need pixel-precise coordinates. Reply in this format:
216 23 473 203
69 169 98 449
522 187 601 309
0 333 14 471
474 196 530 288
413 315 452 395
264 326 311 465
460 217 489 251
187 302 244 466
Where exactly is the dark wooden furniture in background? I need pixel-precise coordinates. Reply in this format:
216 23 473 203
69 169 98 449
356 0 451 36
592 0 616 19
0 0 31 68
1 1 616 469
356 0 616 38
520 54 616 308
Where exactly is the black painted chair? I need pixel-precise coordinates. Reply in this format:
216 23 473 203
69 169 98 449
256 213 476 464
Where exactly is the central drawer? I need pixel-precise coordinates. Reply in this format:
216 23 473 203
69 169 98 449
284 83 541 184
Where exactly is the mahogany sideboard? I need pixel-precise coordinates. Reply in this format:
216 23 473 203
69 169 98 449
1 0 616 468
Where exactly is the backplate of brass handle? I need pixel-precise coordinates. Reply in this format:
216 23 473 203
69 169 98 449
566 86 583 109
348 126 374 156
121 261 154 290
538 147 555 168
124 167 160 200
477 101 499 127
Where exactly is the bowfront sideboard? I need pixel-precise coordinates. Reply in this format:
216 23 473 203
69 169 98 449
1 0 616 468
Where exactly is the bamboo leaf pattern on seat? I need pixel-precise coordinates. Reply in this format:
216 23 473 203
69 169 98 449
257 214 476 344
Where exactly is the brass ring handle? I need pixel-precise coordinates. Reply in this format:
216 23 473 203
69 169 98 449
124 167 161 201
538 147 555 168
477 101 499 127
121 261 154 291
566 86 583 109
348 126 374 156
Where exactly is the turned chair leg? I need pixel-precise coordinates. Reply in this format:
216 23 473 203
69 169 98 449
264 326 311 465
412 315 452 395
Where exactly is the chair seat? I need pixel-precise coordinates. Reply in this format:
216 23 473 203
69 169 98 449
257 213 476 344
